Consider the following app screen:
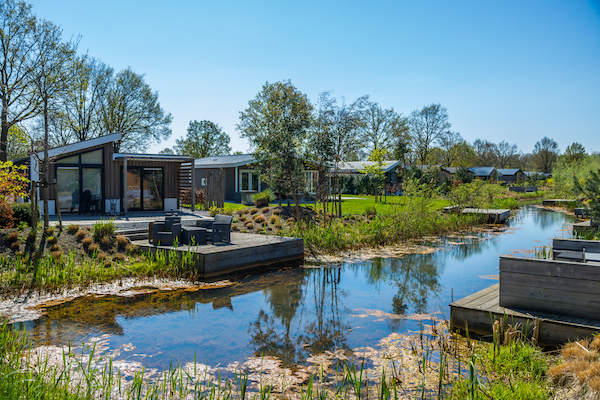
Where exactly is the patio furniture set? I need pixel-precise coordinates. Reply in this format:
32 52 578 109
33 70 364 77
149 213 233 246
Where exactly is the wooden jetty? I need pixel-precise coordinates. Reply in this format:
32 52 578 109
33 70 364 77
443 206 510 223
542 199 577 207
573 220 599 236
450 284 600 346
133 232 304 278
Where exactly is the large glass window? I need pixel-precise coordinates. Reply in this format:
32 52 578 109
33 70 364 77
305 171 318 193
56 167 80 213
126 167 142 210
54 148 104 214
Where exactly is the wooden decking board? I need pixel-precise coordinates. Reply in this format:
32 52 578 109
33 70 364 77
450 284 600 345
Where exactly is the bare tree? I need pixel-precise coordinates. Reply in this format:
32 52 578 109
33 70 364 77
98 68 171 152
331 96 367 217
533 136 558 173
61 55 112 142
496 141 519 168
32 19 76 232
408 104 452 165
438 131 462 166
0 0 41 161
473 139 498 166
360 100 407 159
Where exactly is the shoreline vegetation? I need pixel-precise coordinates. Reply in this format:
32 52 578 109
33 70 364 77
2 316 599 399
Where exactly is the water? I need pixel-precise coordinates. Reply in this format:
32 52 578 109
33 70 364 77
16 207 572 371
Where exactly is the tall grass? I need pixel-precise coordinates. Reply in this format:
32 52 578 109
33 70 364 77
283 197 486 253
0 318 555 400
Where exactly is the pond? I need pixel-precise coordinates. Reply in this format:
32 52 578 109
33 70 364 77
15 206 572 373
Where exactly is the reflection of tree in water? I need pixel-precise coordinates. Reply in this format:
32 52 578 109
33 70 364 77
248 268 349 366
389 255 440 315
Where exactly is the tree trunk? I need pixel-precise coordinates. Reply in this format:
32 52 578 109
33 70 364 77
42 98 49 232
294 194 300 223
0 104 8 162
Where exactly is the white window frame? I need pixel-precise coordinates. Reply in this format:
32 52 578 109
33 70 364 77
239 169 261 192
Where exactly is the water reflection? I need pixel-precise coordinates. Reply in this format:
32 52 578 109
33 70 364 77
13 206 572 370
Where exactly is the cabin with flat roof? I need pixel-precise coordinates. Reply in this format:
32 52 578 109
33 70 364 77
28 134 194 216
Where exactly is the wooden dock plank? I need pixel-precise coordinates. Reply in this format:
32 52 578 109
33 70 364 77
450 284 600 346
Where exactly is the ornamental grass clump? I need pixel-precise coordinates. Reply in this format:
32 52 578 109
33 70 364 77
66 224 79 234
92 220 116 243
75 229 87 242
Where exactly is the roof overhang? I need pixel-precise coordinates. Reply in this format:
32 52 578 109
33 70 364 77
114 153 194 162
33 133 122 160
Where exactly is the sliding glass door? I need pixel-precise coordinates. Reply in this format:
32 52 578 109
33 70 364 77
56 167 80 213
125 167 164 211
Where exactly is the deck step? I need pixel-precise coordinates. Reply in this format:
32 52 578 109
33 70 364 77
116 228 148 241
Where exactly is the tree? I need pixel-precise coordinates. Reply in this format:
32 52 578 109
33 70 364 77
496 141 519 168
360 100 407 159
98 68 171 152
448 141 478 167
307 92 336 213
238 81 313 219
408 104 452 165
564 142 586 164
533 136 559 173
574 169 600 224
60 55 112 142
473 139 498 166
330 96 367 216
6 124 29 160
0 0 41 161
158 147 174 155
174 120 231 158
438 131 462 166
361 147 388 202
33 19 76 231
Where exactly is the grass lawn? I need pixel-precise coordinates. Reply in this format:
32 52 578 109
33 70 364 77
223 195 450 216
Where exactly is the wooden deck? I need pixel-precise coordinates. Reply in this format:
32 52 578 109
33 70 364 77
443 206 511 223
133 232 304 278
450 284 600 346
542 199 577 206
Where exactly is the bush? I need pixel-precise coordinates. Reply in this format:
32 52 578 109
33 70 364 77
364 206 377 217
75 229 87 242
113 253 126 263
92 220 116 242
0 201 15 228
87 243 99 254
50 250 63 260
49 243 61 252
253 214 266 223
10 241 21 251
81 237 93 249
245 221 254 229
6 232 18 243
66 224 80 234
10 203 37 226
116 235 128 251
252 190 273 208
100 236 113 250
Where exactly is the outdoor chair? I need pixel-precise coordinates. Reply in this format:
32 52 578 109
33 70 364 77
151 217 182 246
208 214 233 243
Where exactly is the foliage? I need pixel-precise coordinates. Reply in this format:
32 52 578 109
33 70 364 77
92 220 116 242
408 103 452 165
448 181 505 209
0 161 29 201
238 80 312 207
0 200 15 228
359 99 407 158
455 166 474 183
98 68 172 152
252 190 274 208
360 147 388 201
174 120 231 158
533 136 559 173
563 142 586 164
551 153 600 197
574 168 600 222
10 202 37 226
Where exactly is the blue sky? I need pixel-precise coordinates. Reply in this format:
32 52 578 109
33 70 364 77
28 1 600 154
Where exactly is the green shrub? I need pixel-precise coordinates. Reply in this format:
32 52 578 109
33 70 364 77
363 206 377 217
10 203 36 226
252 190 273 208
92 220 116 242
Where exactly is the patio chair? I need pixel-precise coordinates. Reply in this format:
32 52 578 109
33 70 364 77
151 219 182 246
209 214 233 243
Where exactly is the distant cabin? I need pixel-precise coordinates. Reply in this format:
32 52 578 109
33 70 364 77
497 168 525 184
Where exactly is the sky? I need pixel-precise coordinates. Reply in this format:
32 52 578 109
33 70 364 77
27 0 600 155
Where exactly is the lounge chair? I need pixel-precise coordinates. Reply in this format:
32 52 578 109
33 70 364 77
208 214 233 243
151 216 182 246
